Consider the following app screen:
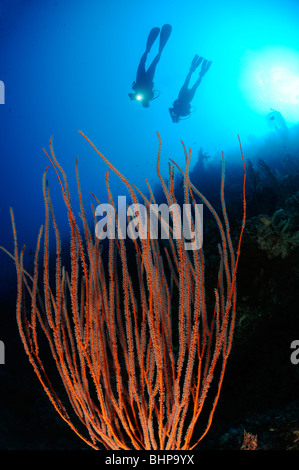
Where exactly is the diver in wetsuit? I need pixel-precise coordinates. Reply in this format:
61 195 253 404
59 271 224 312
129 24 172 108
169 54 212 122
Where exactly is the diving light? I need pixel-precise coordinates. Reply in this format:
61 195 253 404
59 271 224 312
136 94 143 101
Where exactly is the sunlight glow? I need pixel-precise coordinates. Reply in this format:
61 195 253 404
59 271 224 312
239 46 299 123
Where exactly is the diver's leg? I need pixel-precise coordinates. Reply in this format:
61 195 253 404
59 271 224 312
159 24 172 53
143 25 172 84
178 71 193 99
146 27 160 53
146 52 161 82
188 76 204 100
187 59 212 99
136 27 160 83
178 55 202 95
135 28 160 83
135 48 151 84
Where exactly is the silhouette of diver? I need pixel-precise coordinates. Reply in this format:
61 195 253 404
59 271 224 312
169 54 212 122
129 24 172 108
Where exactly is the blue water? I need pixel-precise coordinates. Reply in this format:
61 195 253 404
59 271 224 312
0 0 299 295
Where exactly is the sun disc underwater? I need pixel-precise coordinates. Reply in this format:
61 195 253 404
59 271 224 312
239 46 299 123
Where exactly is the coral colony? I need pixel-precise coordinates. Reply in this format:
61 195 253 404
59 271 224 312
3 132 246 450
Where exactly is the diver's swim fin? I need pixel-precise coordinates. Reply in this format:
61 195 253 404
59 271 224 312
190 55 203 72
146 27 160 53
200 59 212 77
159 24 172 53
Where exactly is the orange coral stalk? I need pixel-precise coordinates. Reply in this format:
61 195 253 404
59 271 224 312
1 132 246 450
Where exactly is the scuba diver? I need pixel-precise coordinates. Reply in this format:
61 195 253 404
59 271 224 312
169 54 212 122
129 24 172 108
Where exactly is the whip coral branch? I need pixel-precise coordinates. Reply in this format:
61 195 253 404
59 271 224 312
1 132 246 450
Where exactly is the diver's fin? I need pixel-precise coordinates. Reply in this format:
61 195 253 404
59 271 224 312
200 59 212 77
159 24 172 53
190 55 203 72
146 27 160 53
